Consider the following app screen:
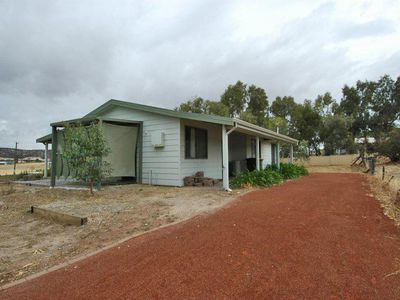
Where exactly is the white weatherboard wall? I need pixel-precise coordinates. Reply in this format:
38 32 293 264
261 141 272 168
180 120 222 184
99 106 181 186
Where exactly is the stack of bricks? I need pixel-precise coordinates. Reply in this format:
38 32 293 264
183 171 220 187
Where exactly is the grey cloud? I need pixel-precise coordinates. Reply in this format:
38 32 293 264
336 19 395 40
0 0 399 148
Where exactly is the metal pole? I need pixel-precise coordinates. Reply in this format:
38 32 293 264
13 142 18 175
44 143 48 177
276 143 281 169
51 126 57 187
256 136 260 170
289 144 294 164
222 125 230 191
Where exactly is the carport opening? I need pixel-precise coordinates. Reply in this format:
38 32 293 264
102 121 140 184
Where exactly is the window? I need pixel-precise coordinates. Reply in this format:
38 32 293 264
185 126 208 159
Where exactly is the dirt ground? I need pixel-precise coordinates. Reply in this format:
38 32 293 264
2 173 400 299
0 183 249 286
0 162 44 176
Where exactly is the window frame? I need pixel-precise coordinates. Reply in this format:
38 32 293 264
184 126 208 159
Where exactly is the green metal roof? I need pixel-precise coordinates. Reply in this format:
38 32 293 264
50 116 97 127
42 99 298 144
84 99 234 126
36 133 52 144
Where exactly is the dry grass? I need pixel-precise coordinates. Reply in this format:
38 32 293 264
368 174 400 227
306 165 361 173
0 163 44 176
374 163 400 197
0 183 249 287
366 163 400 229
283 154 358 167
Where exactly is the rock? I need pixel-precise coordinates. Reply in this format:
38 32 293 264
183 176 195 186
203 180 213 187
213 179 220 185
194 171 204 178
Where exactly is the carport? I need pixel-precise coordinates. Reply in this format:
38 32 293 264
37 117 143 187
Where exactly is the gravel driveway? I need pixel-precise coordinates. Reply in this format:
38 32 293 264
2 173 400 299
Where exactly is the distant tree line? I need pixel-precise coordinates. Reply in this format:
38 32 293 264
175 74 400 160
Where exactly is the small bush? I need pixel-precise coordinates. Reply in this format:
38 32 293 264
278 163 309 179
231 169 283 188
231 163 308 188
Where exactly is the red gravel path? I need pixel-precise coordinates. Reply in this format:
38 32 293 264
2 173 400 299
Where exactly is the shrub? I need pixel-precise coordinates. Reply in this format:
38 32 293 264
231 163 308 188
278 163 309 179
63 123 112 195
231 169 283 188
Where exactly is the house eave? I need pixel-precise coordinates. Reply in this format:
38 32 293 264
234 119 298 144
36 133 52 144
84 99 234 126
50 116 98 127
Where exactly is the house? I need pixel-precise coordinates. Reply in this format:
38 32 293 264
36 99 298 190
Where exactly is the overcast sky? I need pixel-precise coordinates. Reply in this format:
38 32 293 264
1 0 399 149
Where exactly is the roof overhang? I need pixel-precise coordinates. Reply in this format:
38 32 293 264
84 99 234 126
50 116 98 127
42 99 297 145
36 133 52 144
233 119 298 145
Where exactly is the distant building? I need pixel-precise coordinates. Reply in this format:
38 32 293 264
354 137 376 144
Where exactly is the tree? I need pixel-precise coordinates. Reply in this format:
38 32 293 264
295 140 310 162
246 85 269 126
204 101 230 117
220 81 248 117
63 123 112 195
264 116 289 135
320 115 355 155
291 100 322 155
338 75 399 156
175 97 207 113
370 75 400 142
270 96 297 120
375 128 400 162
176 97 230 117
339 80 376 155
314 92 335 116
238 111 258 124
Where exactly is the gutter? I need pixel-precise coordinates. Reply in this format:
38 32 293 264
227 121 238 135
235 121 298 145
